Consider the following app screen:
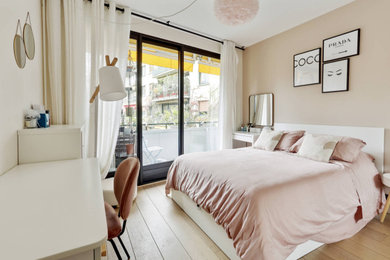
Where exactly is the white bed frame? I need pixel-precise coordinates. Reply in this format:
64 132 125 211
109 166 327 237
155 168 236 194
171 123 385 259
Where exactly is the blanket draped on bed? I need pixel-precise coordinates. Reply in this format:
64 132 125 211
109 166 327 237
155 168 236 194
165 148 384 260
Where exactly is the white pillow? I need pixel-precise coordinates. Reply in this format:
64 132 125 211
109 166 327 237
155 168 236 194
297 134 341 162
253 128 283 151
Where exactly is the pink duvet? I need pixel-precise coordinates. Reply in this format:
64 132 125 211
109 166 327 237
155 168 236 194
165 148 384 260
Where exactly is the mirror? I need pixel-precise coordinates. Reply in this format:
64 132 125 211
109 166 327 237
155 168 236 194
249 93 274 127
14 34 26 69
23 23 35 60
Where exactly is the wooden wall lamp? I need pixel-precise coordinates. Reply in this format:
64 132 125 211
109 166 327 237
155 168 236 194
89 55 126 103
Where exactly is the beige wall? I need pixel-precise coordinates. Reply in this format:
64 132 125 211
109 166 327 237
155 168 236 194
0 0 43 174
243 0 390 171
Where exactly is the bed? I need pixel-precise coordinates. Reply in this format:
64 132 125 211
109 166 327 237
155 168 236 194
165 123 385 260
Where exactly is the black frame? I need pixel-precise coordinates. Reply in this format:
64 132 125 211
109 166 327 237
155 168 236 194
323 29 360 62
130 31 220 185
322 59 350 93
293 48 321 87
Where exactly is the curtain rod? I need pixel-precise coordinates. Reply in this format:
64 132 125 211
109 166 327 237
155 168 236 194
132 12 245 51
87 1 245 51
86 1 126 12
104 2 124 12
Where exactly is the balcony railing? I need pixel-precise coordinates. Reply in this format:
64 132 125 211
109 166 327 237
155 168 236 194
152 91 190 100
142 121 217 130
115 122 218 167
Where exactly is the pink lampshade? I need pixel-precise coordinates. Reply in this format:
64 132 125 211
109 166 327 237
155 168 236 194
214 0 259 26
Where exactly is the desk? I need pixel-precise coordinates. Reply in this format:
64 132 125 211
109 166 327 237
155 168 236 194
0 159 107 259
232 131 261 148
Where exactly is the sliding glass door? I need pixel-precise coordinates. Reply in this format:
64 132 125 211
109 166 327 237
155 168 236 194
113 32 220 184
141 42 179 170
113 38 138 169
183 51 220 153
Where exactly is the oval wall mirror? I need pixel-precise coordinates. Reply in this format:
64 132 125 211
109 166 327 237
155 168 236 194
23 13 35 60
14 34 26 69
23 23 35 60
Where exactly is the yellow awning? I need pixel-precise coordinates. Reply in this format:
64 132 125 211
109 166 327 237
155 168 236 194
130 50 193 72
129 50 220 76
199 64 220 76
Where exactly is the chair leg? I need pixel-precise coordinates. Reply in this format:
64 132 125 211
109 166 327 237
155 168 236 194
118 235 130 260
381 195 390 223
109 239 122 260
101 242 107 257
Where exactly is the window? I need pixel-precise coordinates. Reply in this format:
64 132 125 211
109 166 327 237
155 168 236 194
199 72 210 85
113 32 220 184
113 38 138 169
184 51 220 154
141 42 179 166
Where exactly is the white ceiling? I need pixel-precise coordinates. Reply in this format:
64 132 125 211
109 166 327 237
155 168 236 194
125 0 355 47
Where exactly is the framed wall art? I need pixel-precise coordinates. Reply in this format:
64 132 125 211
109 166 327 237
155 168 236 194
322 59 349 93
293 48 321 87
323 29 360 62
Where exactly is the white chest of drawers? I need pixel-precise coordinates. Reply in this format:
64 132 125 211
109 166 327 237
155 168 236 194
18 125 84 164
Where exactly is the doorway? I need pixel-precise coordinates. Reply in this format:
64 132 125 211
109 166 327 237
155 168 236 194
114 32 221 184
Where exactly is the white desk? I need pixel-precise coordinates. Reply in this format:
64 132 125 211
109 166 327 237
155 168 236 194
0 159 107 260
232 131 261 148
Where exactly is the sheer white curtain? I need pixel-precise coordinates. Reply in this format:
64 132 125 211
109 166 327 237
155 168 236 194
44 0 87 127
44 0 131 178
95 2 131 178
218 40 239 149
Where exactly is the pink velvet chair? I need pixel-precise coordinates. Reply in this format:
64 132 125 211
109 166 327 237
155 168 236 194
104 157 140 260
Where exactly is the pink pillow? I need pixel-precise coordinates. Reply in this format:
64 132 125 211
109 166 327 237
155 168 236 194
330 137 366 162
288 136 304 153
275 130 305 151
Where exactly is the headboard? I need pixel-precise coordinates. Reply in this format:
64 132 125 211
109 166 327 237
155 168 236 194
274 123 385 173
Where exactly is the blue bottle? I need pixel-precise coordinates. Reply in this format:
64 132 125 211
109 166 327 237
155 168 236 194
38 113 48 128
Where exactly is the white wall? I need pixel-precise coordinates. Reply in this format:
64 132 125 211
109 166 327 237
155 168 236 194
0 0 43 174
132 16 243 129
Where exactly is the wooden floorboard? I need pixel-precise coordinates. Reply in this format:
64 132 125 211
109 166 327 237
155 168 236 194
351 233 390 258
303 219 390 260
107 183 390 260
317 244 358 260
125 202 162 260
302 248 333 260
145 185 225 260
135 188 191 259
153 184 227 257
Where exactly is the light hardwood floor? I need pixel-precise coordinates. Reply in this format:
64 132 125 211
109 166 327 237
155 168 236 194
107 183 390 260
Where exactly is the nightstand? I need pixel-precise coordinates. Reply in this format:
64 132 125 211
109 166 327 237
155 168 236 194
233 131 261 148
